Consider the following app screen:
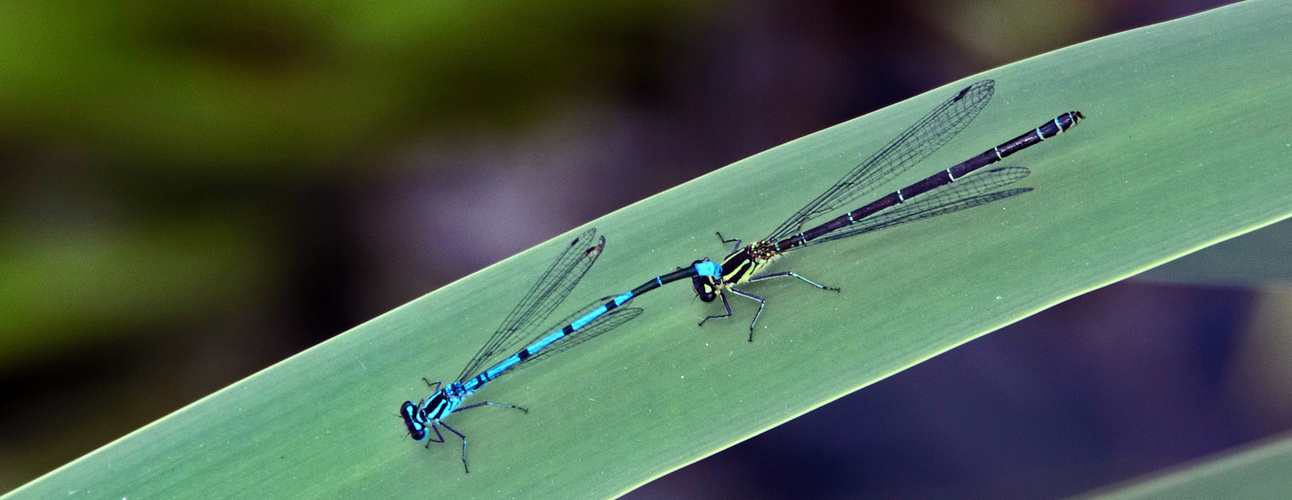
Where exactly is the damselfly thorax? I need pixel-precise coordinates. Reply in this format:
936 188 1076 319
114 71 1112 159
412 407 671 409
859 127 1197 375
690 235 839 342
692 240 781 300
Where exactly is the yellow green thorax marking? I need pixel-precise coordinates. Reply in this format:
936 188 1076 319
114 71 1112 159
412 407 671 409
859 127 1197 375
719 240 781 287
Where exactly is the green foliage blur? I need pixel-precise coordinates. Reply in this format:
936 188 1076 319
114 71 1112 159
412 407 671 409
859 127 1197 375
0 0 698 170
0 0 699 365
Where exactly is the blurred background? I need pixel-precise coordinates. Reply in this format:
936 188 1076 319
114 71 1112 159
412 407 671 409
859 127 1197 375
2 0 1282 497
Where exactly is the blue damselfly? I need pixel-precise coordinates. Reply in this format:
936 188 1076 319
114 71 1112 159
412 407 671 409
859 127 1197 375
400 228 719 472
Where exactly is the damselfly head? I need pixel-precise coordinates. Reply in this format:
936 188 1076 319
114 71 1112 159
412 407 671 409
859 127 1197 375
690 260 719 302
400 401 428 441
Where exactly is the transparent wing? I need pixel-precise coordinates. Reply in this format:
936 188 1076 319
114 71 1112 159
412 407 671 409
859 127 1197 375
767 80 995 242
456 228 604 382
794 167 1032 247
510 298 644 372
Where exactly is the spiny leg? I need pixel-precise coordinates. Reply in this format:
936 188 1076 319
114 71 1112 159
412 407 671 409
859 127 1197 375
727 287 767 342
421 378 441 391
439 421 470 473
425 423 446 446
457 401 529 414
715 231 742 256
747 271 841 292
698 291 734 327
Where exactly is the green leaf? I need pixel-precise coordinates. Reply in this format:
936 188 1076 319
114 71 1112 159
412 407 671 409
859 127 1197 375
7 1 1292 498
1080 432 1292 499
1139 218 1292 287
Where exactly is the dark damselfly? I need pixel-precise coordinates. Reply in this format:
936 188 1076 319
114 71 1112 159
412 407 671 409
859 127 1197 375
690 80 1083 340
400 228 720 472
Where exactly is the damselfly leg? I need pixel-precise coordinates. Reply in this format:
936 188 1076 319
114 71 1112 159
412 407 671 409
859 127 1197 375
746 271 840 292
425 424 446 446
716 232 743 257
698 292 735 328
456 401 529 414
436 421 470 473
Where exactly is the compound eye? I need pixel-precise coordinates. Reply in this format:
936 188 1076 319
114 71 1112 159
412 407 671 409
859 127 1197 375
691 277 717 302
400 401 428 440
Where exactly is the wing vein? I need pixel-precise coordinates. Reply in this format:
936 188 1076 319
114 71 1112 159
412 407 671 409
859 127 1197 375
455 228 603 382
767 80 995 241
